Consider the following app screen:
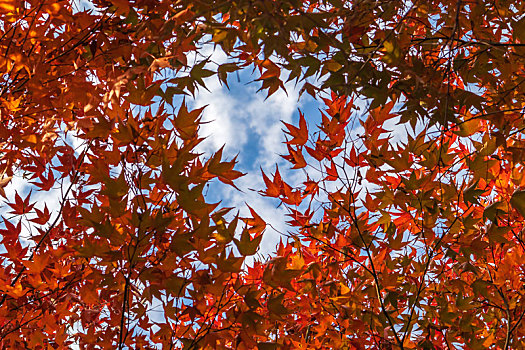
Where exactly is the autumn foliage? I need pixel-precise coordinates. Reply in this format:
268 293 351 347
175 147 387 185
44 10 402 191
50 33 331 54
0 0 524 348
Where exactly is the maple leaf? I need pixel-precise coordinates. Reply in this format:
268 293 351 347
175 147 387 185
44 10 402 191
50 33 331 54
281 144 307 169
172 102 204 140
234 228 263 256
0 217 21 243
282 111 308 146
188 60 215 91
260 166 282 198
207 146 245 188
8 191 35 215
30 205 51 225
242 205 266 233
30 171 55 191
324 160 338 181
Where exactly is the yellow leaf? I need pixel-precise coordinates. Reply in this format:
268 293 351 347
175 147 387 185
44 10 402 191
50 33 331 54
7 283 25 298
455 118 480 137
0 0 15 13
2 97 21 111
323 59 342 72
289 254 304 270
22 134 37 144
212 29 228 43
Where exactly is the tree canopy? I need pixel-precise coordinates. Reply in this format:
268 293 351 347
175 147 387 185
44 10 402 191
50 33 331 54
0 0 525 348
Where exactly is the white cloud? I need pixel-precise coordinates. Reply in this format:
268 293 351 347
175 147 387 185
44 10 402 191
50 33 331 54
193 79 248 157
187 63 308 257
193 76 300 163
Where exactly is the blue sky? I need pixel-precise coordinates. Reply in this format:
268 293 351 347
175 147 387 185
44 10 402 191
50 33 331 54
186 46 324 255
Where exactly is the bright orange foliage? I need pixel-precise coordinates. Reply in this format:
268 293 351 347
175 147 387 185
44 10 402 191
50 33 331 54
0 0 524 349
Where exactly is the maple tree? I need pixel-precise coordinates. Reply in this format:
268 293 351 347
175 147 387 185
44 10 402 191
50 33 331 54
0 0 524 348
